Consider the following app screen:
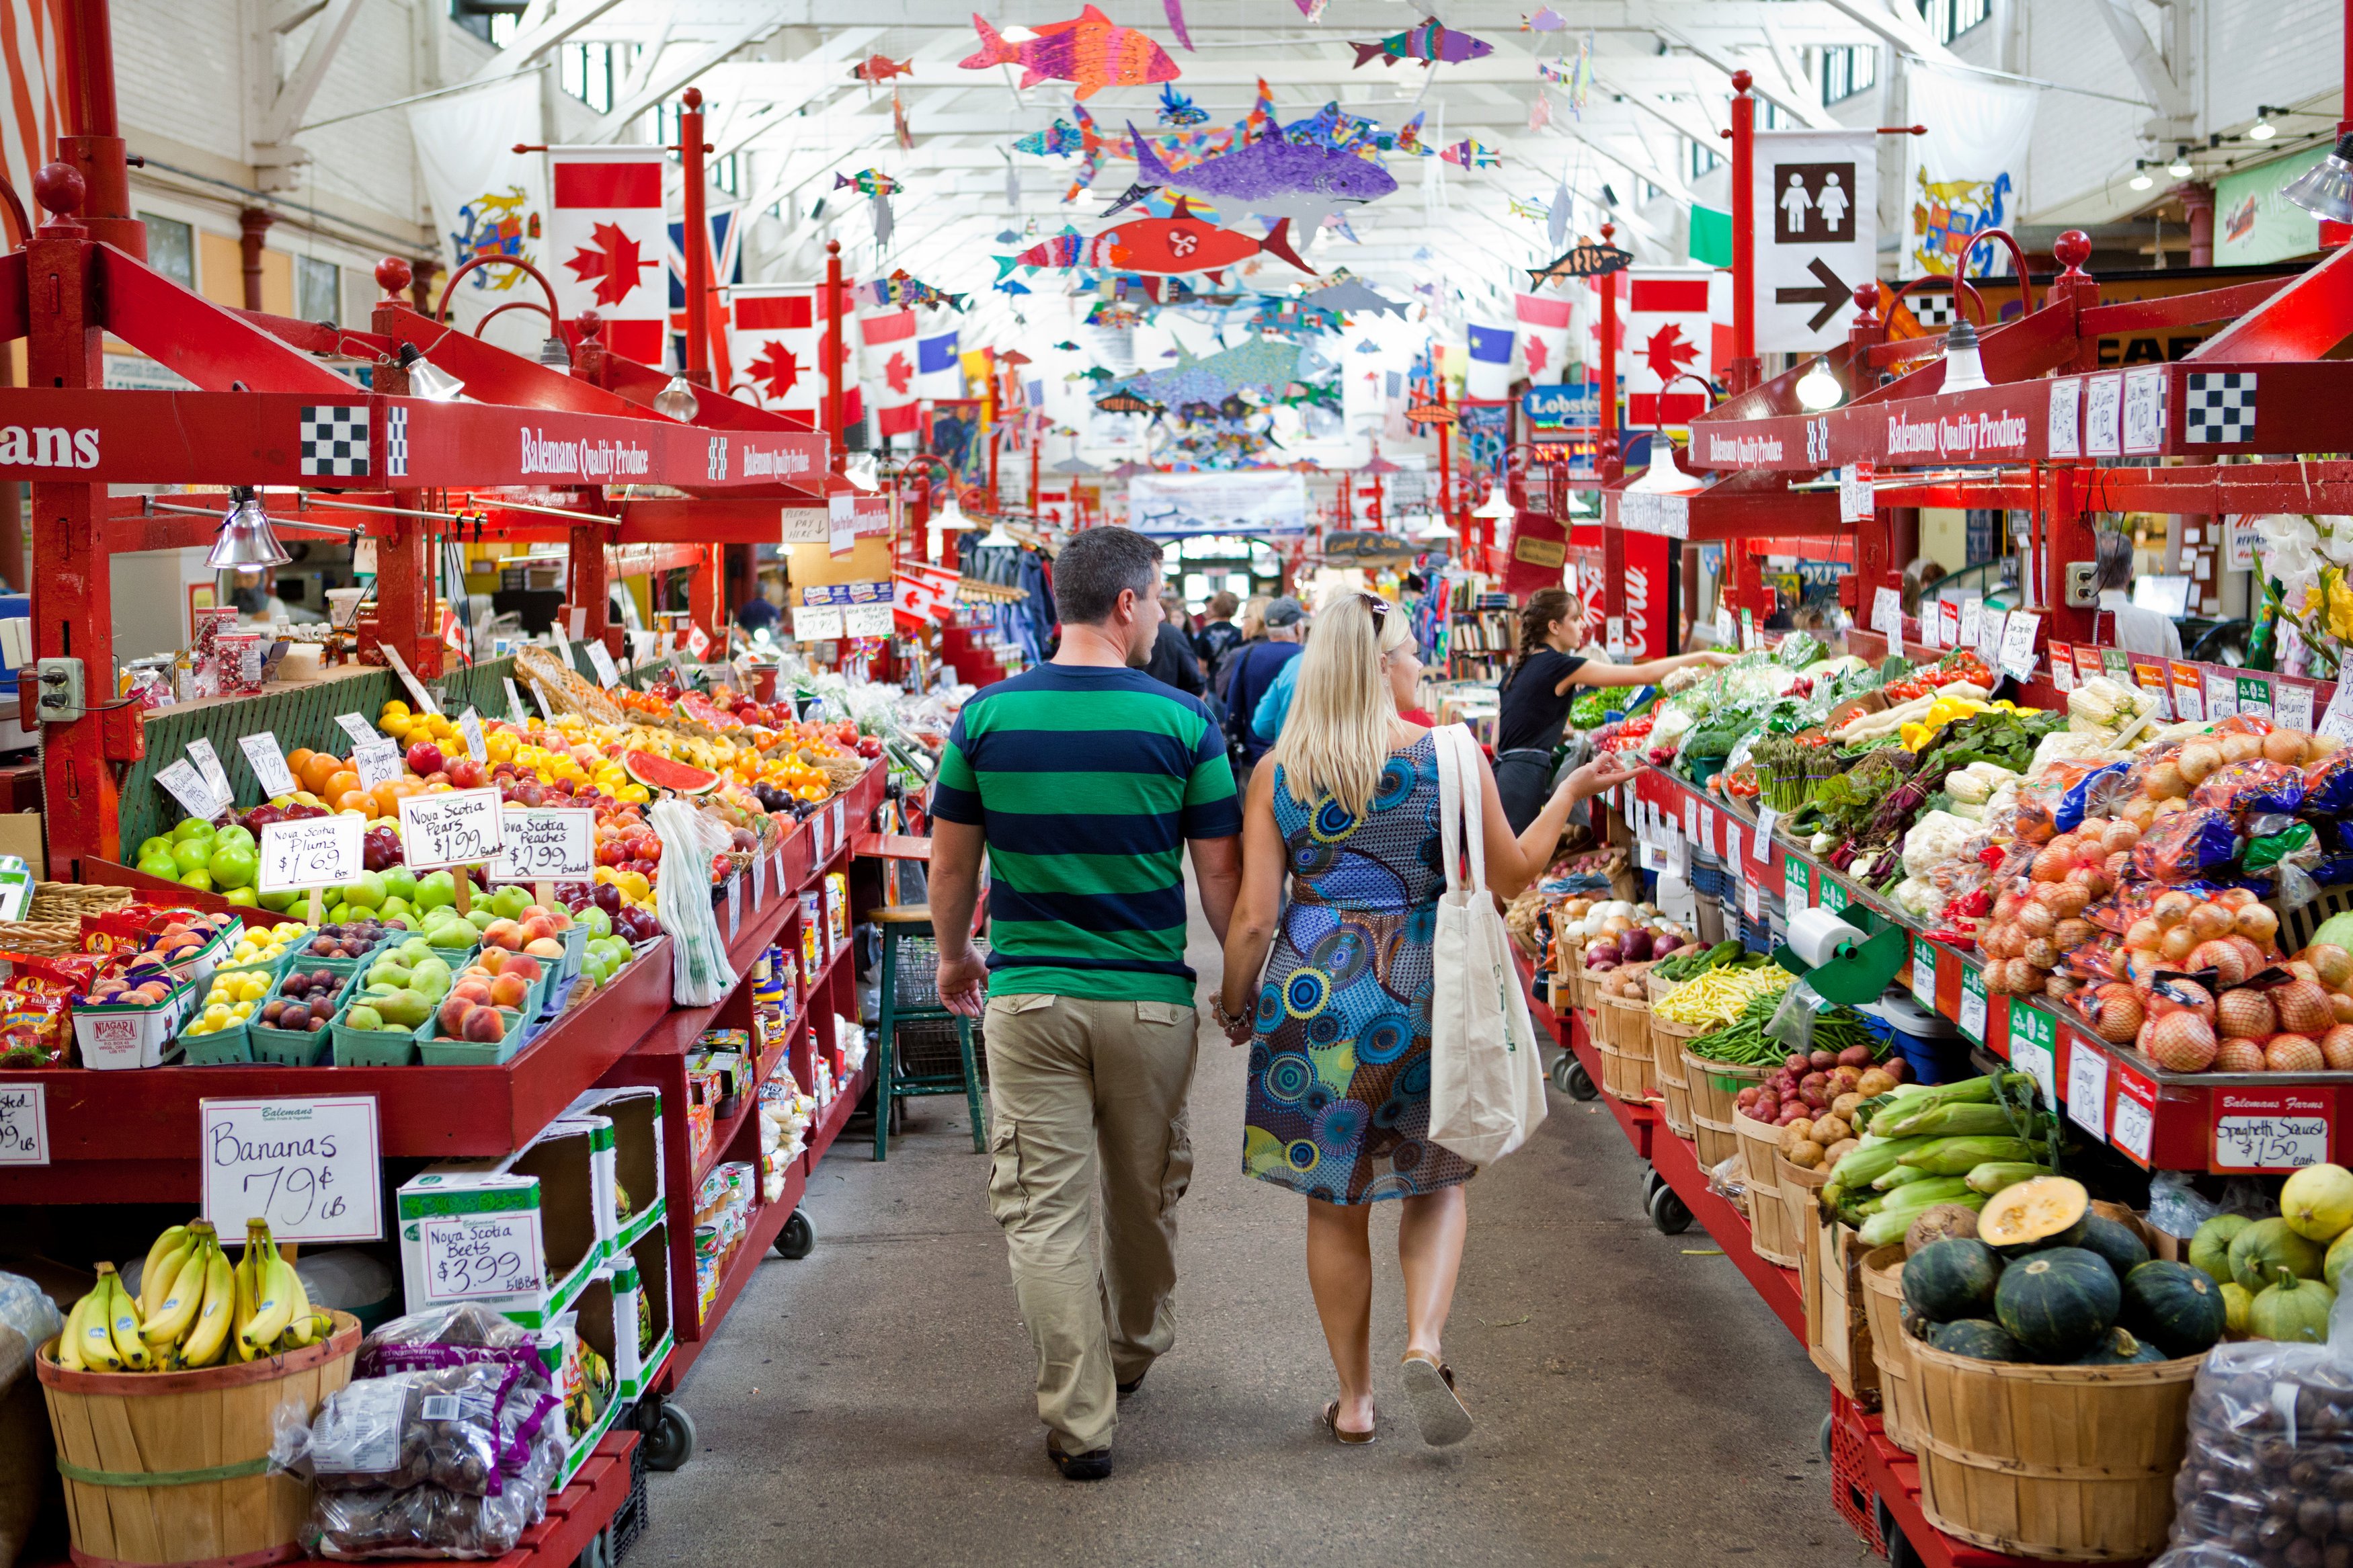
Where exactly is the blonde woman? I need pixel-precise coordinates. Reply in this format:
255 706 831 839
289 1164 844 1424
1214 595 1638 1447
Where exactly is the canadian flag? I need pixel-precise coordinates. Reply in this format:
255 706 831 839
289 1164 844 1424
548 148 668 365
861 306 921 439
728 284 821 413
1623 268 1725 427
1514 290 1574 384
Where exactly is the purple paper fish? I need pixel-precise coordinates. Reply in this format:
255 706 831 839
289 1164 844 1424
1164 0 1193 50
1350 17 1493 67
1131 121 1396 225
960 6 1181 101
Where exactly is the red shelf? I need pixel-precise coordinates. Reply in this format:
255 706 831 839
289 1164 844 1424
803 1064 869 1169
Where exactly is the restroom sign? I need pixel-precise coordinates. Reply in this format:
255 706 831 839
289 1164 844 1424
1753 128 1879 353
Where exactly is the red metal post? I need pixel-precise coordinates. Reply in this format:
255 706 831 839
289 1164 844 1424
1729 70 1757 394
2045 229 2102 649
824 239 845 468
238 208 273 311
680 89 711 387
1598 224 1621 483
368 259 441 681
54 0 139 259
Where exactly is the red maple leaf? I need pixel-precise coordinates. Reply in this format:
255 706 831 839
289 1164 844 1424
884 349 913 395
1642 323 1699 385
564 221 653 308
751 341 804 400
1523 335 1550 376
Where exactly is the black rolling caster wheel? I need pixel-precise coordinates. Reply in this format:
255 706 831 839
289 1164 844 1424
776 1208 815 1260
1550 1055 1574 1092
1641 1165 1667 1204
1880 1503 1926 1568
574 1526 610 1568
1648 1182 1692 1235
643 1403 696 1473
1562 1059 1599 1101
1820 1411 1836 1464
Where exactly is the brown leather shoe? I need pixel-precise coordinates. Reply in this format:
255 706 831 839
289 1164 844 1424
1046 1434 1113 1481
1400 1352 1472 1446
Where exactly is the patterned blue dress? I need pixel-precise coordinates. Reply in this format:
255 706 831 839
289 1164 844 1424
1243 733 1474 1204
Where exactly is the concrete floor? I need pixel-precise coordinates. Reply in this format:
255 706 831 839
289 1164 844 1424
635 893 1876 1568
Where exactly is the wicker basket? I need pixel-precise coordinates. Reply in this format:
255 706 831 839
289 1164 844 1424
1595 993 1654 1103
1732 1110 1800 1266
1862 1244 1920 1454
1681 1050 1765 1171
0 882 134 956
1649 1016 1703 1139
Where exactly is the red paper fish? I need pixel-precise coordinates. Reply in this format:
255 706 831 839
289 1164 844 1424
852 54 913 83
961 5 1181 101
1004 202 1308 280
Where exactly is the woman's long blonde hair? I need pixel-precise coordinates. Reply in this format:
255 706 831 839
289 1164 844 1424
1238 593 1273 641
1268 593 1415 815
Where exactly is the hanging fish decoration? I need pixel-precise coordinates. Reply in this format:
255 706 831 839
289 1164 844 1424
834 169 902 198
1295 0 1330 16
1015 120 1088 157
1523 7 1568 30
1163 0 1193 50
894 89 914 149
959 6 1181 101
1548 180 1571 251
1439 138 1502 169
1349 18 1493 68
1053 339 1081 350
995 276 1033 296
850 54 914 84
1157 84 1209 126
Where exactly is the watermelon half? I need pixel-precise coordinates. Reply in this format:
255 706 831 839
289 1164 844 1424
623 749 719 795
676 694 731 729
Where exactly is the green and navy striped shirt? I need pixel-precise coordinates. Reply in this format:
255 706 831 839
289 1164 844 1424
930 664 1241 1003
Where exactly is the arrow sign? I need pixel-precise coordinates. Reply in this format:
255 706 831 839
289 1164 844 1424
1776 257 1853 333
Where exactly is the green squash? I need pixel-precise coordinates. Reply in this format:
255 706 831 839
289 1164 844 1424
2119 1260 2227 1359
2189 1213 2252 1287
2229 1218 2327 1294
2074 1215 2151 1280
1902 1237 2003 1325
1977 1175 2091 1257
2249 1268 2338 1344
2325 1227 2353 1295
1929 1318 2024 1361
2075 1326 2167 1366
1994 1247 2121 1362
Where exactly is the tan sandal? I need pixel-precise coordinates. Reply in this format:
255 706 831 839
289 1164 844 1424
1320 1399 1376 1445
1400 1352 1472 1447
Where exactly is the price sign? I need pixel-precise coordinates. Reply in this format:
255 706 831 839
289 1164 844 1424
2067 1034 2110 1141
0 1081 46 1165
752 841 768 910
2235 673 2274 721
842 603 893 638
1978 608 2007 665
257 817 365 893
793 606 845 641
2323 677 2353 745
1740 608 1756 651
335 713 378 748
1723 823 1741 870
1940 600 1961 648
1999 610 2041 683
1716 606 1734 647
1839 463 1875 524
1872 585 1905 646
2008 1000 2058 1107
688 623 713 660
530 680 561 720
2049 643 2077 692
2204 669 2239 720
1743 880 1761 921
187 738 235 811
491 809 594 882
1958 966 1989 1044
397 788 505 870
457 708 487 763
1682 796 1700 854
2130 657 2175 722
584 640 621 688
2280 682 2317 733
200 1095 382 1243
2171 661 2206 724
240 733 297 799
1912 938 1939 1010
502 678 528 726
1784 852 1810 916
2213 1087 2331 1171
352 739 403 790
418 1210 545 1303
1753 806 1778 858
1959 594 1983 648
153 758 223 821
2111 1071 2157 1165
727 875 742 941
381 645 440 714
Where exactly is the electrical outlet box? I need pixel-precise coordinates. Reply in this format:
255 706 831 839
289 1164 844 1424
33 657 83 724
2063 563 2099 608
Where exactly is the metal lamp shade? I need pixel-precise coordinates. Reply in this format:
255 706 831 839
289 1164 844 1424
2284 135 2353 223
208 487 290 569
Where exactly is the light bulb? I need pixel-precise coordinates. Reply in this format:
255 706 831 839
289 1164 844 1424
1474 487 1515 520
1940 317 1990 394
2250 112 2277 141
2167 148 2194 178
2129 167 2154 191
1795 360 1843 411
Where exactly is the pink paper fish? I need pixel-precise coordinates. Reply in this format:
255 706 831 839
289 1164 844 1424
960 6 1181 101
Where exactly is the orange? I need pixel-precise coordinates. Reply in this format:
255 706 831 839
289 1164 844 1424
333 788 374 817
370 781 404 818
322 770 360 800
299 753 344 795
286 747 315 780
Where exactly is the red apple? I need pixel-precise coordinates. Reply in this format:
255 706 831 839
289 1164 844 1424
406 741 444 776
446 758 483 790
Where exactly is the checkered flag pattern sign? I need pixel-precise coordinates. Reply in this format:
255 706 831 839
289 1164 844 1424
1906 294 1956 329
299 405 370 477
384 407 409 478
2184 372 2256 444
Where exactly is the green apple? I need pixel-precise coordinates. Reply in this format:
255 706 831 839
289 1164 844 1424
136 852 182 880
207 843 258 889
413 870 456 911
171 839 214 876
489 884 531 920
379 866 418 904
223 886 259 907
179 868 214 893
324 901 354 925
346 1003 384 1032
138 835 175 862
172 818 216 843
212 825 255 851
257 888 298 912
340 870 386 911
572 905 612 938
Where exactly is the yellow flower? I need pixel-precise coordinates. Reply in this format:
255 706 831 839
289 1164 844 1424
2325 568 2353 641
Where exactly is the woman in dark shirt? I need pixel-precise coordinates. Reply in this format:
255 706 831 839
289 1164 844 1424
1494 588 1730 832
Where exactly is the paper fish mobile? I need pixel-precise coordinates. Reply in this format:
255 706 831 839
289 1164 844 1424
1305 276 1407 317
1129 122 1397 226
863 271 965 311
994 276 1033 296
835 170 902 198
851 54 913 83
1507 196 1550 221
1015 120 1087 158
1158 85 1208 126
1527 237 1633 287
1094 389 1163 415
960 6 1181 101
1439 138 1501 169
1000 202 1310 281
1523 7 1568 30
1067 366 1116 383
1052 339 1082 350
1351 18 1493 68
1086 302 1144 328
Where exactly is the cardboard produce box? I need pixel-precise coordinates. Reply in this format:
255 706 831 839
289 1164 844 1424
567 1085 667 1252
395 1121 602 1327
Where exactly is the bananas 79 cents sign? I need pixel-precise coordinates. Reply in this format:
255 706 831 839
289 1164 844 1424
200 1096 383 1242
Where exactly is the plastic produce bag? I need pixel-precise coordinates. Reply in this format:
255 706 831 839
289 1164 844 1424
358 1302 542 1379
650 797 738 1005
2133 807 2245 883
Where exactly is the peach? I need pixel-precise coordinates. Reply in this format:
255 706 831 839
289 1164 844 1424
524 938 564 959
449 978 494 1006
518 915 556 944
461 1005 506 1043
480 919 524 952
487 973 530 1009
438 997 473 1034
503 954 543 981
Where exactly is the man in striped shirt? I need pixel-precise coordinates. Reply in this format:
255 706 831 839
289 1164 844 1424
929 526 1242 1482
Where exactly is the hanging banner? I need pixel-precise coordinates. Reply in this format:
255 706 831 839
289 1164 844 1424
1904 66 2036 278
1128 470 1309 535
407 76 550 351
547 147 668 364
1753 128 1878 353
1623 269 1721 426
2216 147 2330 266
1459 401 1511 477
727 284 821 415
1513 291 1574 384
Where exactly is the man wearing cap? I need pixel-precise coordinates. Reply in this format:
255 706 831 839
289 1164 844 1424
1223 595 1307 772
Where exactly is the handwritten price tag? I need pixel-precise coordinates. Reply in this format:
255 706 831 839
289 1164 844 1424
258 817 365 894
2279 682 2316 734
530 680 560 720
1753 806 1777 859
1999 610 2042 683
397 788 505 870
503 677 528 726
727 875 742 941
241 733 297 798
352 739 403 790
188 738 235 810
752 844 768 910
457 708 487 763
584 640 621 688
335 713 378 748
1959 594 1983 648
419 1211 546 1303
2204 670 2238 720
200 1095 381 1243
490 809 594 882
1872 585 1904 646
0 1082 46 1165
381 646 440 715
2112 1072 2157 1165
154 758 222 821
1723 822 1741 870
2067 1034 2109 1141
2216 1114 2327 1170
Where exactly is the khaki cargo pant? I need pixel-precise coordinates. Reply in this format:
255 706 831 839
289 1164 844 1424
982 992 1198 1456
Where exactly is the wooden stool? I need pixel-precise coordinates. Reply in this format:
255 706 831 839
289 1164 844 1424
873 904 987 1161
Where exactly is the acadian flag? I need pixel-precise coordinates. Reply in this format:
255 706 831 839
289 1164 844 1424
1464 322 1516 401
861 306 922 438
1513 292 1573 384
916 326 963 399
547 147 668 364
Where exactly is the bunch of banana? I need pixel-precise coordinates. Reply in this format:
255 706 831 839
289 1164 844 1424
232 1219 333 1361
50 1219 333 1373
